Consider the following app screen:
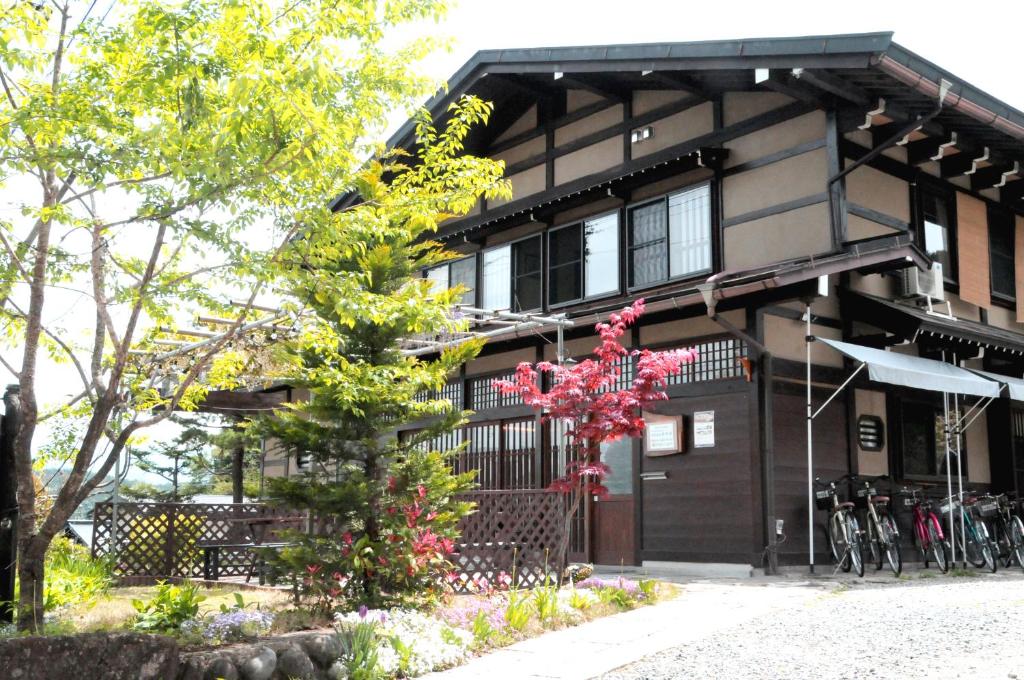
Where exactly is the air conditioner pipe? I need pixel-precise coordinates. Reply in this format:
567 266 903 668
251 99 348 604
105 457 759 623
698 277 778 574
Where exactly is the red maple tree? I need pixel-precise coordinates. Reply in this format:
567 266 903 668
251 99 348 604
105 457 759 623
494 299 696 565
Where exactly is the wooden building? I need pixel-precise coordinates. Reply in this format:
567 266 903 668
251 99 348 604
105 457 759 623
269 33 1024 573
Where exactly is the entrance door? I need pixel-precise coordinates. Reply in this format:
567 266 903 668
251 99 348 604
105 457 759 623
592 437 636 566
640 389 753 563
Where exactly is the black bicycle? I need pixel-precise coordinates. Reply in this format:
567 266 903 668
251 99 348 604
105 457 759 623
855 477 902 576
978 492 1024 571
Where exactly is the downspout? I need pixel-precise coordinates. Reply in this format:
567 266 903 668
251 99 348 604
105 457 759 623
698 280 777 574
826 79 952 245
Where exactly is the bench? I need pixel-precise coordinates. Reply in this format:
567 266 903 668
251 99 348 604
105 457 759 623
198 542 293 584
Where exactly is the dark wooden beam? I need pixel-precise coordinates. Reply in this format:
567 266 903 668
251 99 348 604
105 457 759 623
971 162 1022 192
940 145 990 177
870 121 920 149
756 70 827 107
556 73 628 103
906 132 958 166
794 69 872 107
1002 179 1024 205
489 73 559 101
642 71 705 98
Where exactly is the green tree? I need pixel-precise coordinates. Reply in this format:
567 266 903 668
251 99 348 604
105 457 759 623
119 416 217 502
261 101 509 609
0 0 464 630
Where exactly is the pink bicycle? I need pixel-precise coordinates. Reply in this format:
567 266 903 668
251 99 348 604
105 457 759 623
901 486 948 573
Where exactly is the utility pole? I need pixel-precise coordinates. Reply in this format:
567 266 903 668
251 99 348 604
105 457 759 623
0 385 21 623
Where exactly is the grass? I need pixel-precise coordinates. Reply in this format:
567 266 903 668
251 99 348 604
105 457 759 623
948 567 978 578
56 584 291 632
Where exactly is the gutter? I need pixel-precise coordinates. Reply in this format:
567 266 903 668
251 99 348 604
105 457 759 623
875 55 1024 143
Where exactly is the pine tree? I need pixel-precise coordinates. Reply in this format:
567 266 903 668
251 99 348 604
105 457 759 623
259 98 509 609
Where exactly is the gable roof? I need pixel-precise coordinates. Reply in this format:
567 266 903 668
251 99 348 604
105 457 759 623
332 32 1024 210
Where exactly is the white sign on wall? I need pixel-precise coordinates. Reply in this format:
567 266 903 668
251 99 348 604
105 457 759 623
693 411 715 448
642 411 683 456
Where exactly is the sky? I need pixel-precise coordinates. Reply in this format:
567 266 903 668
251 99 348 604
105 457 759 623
7 0 1024 487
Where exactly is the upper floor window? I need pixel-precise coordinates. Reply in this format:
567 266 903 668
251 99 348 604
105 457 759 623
549 212 620 306
989 206 1015 300
628 183 711 289
919 185 956 280
425 256 477 306
481 235 542 312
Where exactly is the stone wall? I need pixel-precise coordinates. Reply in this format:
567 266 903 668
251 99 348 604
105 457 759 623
178 630 343 680
0 632 179 680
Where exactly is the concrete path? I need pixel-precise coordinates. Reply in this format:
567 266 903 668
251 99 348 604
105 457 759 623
424 580 823 680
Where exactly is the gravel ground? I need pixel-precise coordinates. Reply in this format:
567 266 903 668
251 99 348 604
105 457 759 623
601 574 1024 680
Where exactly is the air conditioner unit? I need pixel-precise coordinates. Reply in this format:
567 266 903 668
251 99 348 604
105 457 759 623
900 262 944 301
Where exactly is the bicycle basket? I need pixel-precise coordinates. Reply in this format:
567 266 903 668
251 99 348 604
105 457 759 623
977 499 1000 518
814 489 833 511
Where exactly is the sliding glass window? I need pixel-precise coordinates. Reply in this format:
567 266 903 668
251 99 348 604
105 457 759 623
548 212 620 306
628 183 711 288
424 256 477 306
481 236 542 312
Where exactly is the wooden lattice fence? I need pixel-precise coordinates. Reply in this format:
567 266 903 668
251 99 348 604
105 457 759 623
452 490 567 591
91 502 300 579
92 492 567 589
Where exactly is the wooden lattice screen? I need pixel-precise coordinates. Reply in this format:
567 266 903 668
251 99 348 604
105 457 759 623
91 502 298 579
452 490 566 591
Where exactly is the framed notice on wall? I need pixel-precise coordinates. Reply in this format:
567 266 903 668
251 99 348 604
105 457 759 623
643 411 683 456
693 411 715 448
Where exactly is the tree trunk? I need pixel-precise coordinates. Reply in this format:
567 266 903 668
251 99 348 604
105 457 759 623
15 539 45 632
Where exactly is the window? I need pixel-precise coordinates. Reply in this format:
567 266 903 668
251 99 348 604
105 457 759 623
989 206 1015 299
628 183 711 288
424 257 477 306
899 400 964 479
919 185 956 280
481 236 542 312
599 437 633 496
549 212 620 306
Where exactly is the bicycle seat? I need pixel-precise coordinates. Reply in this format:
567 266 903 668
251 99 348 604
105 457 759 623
871 496 890 504
836 501 855 510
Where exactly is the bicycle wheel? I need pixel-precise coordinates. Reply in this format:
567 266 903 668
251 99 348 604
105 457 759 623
1010 516 1024 572
846 513 864 577
866 516 883 571
958 515 986 568
828 513 850 572
880 512 902 577
927 518 948 573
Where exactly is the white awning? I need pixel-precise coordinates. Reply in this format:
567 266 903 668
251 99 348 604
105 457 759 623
817 338 1001 398
967 368 1024 401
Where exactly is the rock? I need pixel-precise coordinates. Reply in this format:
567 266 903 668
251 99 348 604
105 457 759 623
0 632 178 680
326 660 349 680
239 646 277 680
276 645 316 679
206 657 239 680
301 633 342 667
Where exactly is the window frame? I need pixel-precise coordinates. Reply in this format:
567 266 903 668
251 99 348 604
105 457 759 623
626 181 714 293
988 204 1015 303
893 394 968 483
547 209 622 309
915 181 958 284
423 255 478 307
479 232 544 313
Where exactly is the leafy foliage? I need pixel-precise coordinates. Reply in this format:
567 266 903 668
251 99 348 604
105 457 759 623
495 300 696 562
131 580 206 632
259 96 509 610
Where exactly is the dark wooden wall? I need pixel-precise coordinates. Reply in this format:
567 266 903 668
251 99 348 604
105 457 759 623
639 387 755 563
772 384 851 566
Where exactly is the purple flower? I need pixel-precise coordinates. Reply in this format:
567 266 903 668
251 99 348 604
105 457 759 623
358 604 368 619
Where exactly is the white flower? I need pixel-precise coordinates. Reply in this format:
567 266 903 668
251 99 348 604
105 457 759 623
335 607 473 676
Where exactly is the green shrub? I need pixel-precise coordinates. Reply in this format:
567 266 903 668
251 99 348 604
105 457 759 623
504 591 532 632
28 536 114 613
131 581 206 632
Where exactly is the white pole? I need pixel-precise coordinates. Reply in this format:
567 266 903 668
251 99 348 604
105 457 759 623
954 388 966 568
806 303 814 573
943 387 956 566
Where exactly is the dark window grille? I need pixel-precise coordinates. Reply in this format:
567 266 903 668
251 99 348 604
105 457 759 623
664 337 747 385
412 380 463 409
404 417 536 490
989 206 1015 299
466 370 523 410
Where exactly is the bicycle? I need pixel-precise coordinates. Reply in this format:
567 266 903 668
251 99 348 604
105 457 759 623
815 475 864 577
900 486 949 573
855 477 901 576
978 492 1024 571
940 493 997 573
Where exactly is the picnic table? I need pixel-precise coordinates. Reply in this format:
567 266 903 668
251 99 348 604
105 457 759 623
198 514 306 583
